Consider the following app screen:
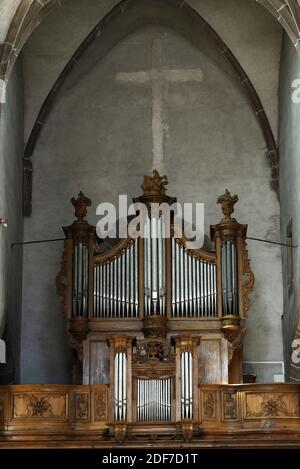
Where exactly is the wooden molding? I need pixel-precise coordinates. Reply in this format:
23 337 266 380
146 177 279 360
1 383 300 447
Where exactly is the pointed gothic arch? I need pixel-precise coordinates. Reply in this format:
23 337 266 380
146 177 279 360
17 0 280 215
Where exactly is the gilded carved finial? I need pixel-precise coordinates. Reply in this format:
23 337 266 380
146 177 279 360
217 189 238 219
141 170 168 196
71 191 91 221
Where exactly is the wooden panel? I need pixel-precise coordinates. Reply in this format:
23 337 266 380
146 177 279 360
244 392 300 419
201 390 218 421
1 384 300 447
222 391 238 420
12 393 67 420
75 393 90 421
83 339 109 385
0 393 6 423
94 388 108 422
198 338 228 384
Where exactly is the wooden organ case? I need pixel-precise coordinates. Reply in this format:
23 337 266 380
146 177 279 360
56 170 255 442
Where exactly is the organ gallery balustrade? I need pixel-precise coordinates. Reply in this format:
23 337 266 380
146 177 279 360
1 383 300 447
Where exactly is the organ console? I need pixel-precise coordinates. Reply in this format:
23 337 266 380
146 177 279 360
56 170 255 441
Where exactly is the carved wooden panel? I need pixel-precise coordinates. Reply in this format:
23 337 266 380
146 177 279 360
202 391 218 420
75 393 89 421
245 393 300 419
0 395 4 421
94 389 108 422
12 394 67 420
223 391 238 420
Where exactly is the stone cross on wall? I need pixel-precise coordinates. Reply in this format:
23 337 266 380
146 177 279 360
116 38 204 172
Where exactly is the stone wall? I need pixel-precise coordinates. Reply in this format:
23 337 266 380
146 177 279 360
20 0 284 383
0 57 24 383
279 33 300 381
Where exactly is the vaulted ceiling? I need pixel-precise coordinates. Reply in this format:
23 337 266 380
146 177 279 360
0 0 299 92
0 0 298 213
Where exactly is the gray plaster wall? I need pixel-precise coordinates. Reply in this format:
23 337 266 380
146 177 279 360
0 57 24 383
21 1 283 384
23 0 282 141
279 34 300 381
0 0 21 42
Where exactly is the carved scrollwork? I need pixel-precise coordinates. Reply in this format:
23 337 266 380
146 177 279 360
133 367 174 380
93 237 134 265
203 392 216 419
75 394 89 420
181 421 194 442
113 423 127 443
174 237 216 264
27 396 52 417
222 315 246 355
243 243 255 315
133 338 174 365
13 394 66 419
94 390 107 421
224 392 237 420
246 394 298 418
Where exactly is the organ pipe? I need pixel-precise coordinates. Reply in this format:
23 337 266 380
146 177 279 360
137 379 171 421
180 351 193 420
171 239 217 318
143 215 166 316
72 242 88 317
221 241 238 316
114 352 127 421
93 239 139 318
92 227 238 319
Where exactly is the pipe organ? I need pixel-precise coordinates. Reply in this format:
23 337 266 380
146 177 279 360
57 171 254 442
137 379 172 421
93 239 139 318
171 239 217 318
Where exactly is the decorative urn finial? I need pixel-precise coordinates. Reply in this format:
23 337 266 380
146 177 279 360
71 191 91 221
133 170 176 208
141 169 168 196
217 189 238 220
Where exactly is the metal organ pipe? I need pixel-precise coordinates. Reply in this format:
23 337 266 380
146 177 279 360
72 243 88 317
114 352 127 421
158 217 164 313
171 240 217 318
143 216 166 316
221 240 238 316
151 217 158 313
180 351 193 420
93 239 139 318
137 379 171 421
77 243 82 314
